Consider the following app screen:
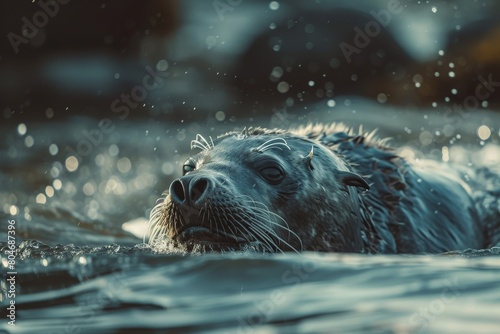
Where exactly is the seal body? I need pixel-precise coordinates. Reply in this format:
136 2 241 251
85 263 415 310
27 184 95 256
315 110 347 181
149 124 492 254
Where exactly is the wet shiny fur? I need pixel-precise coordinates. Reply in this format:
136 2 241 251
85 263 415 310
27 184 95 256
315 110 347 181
149 124 498 254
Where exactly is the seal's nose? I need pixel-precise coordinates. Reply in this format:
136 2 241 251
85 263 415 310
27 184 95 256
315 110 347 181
169 175 212 207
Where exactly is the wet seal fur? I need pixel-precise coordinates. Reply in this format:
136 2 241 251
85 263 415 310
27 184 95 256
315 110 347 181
149 124 500 254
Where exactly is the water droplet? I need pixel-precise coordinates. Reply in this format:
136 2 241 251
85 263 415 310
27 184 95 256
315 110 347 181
419 131 433 146
46 108 54 119
156 59 169 72
83 183 95 196
109 144 119 156
270 66 284 79
269 1 279 10
477 125 491 140
377 93 387 103
442 146 449 162
412 74 423 83
49 143 58 156
9 205 18 215
36 193 47 204
117 157 132 173
45 186 54 198
25 135 34 148
65 156 79 172
277 81 290 93
53 179 62 190
215 110 226 121
18 123 27 135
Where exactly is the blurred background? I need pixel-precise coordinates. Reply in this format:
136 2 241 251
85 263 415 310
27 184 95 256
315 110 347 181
2 0 500 120
1 0 500 243
2 4 500 332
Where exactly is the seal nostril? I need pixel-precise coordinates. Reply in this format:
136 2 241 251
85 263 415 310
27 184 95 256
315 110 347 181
170 179 186 203
169 176 212 207
191 178 209 203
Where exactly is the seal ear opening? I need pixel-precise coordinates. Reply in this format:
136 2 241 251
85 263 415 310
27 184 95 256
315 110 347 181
338 171 370 190
304 146 314 171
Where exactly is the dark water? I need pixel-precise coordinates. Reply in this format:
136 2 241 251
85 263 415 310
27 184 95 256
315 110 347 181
1 110 500 334
2 240 500 334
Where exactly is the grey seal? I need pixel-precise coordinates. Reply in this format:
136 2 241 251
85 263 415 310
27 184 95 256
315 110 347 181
148 124 498 254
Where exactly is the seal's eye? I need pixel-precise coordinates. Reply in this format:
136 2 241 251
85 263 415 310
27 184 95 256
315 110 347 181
182 164 196 175
259 166 285 185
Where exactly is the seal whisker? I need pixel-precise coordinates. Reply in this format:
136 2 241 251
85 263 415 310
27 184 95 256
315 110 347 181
244 208 302 249
191 134 213 151
147 198 169 245
201 203 210 229
251 228 283 253
235 212 280 253
190 140 209 151
197 205 204 219
234 195 294 235
233 203 301 253
209 203 221 236
247 218 291 254
238 213 279 251
173 204 184 228
251 221 301 254
196 134 210 149
257 143 289 152
198 134 212 150
233 194 303 249
255 138 291 152
149 221 166 247
230 214 270 252
147 213 159 242
227 212 252 243
234 194 288 224
211 204 233 240
218 206 239 238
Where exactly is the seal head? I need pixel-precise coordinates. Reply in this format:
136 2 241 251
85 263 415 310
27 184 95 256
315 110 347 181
149 127 373 253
